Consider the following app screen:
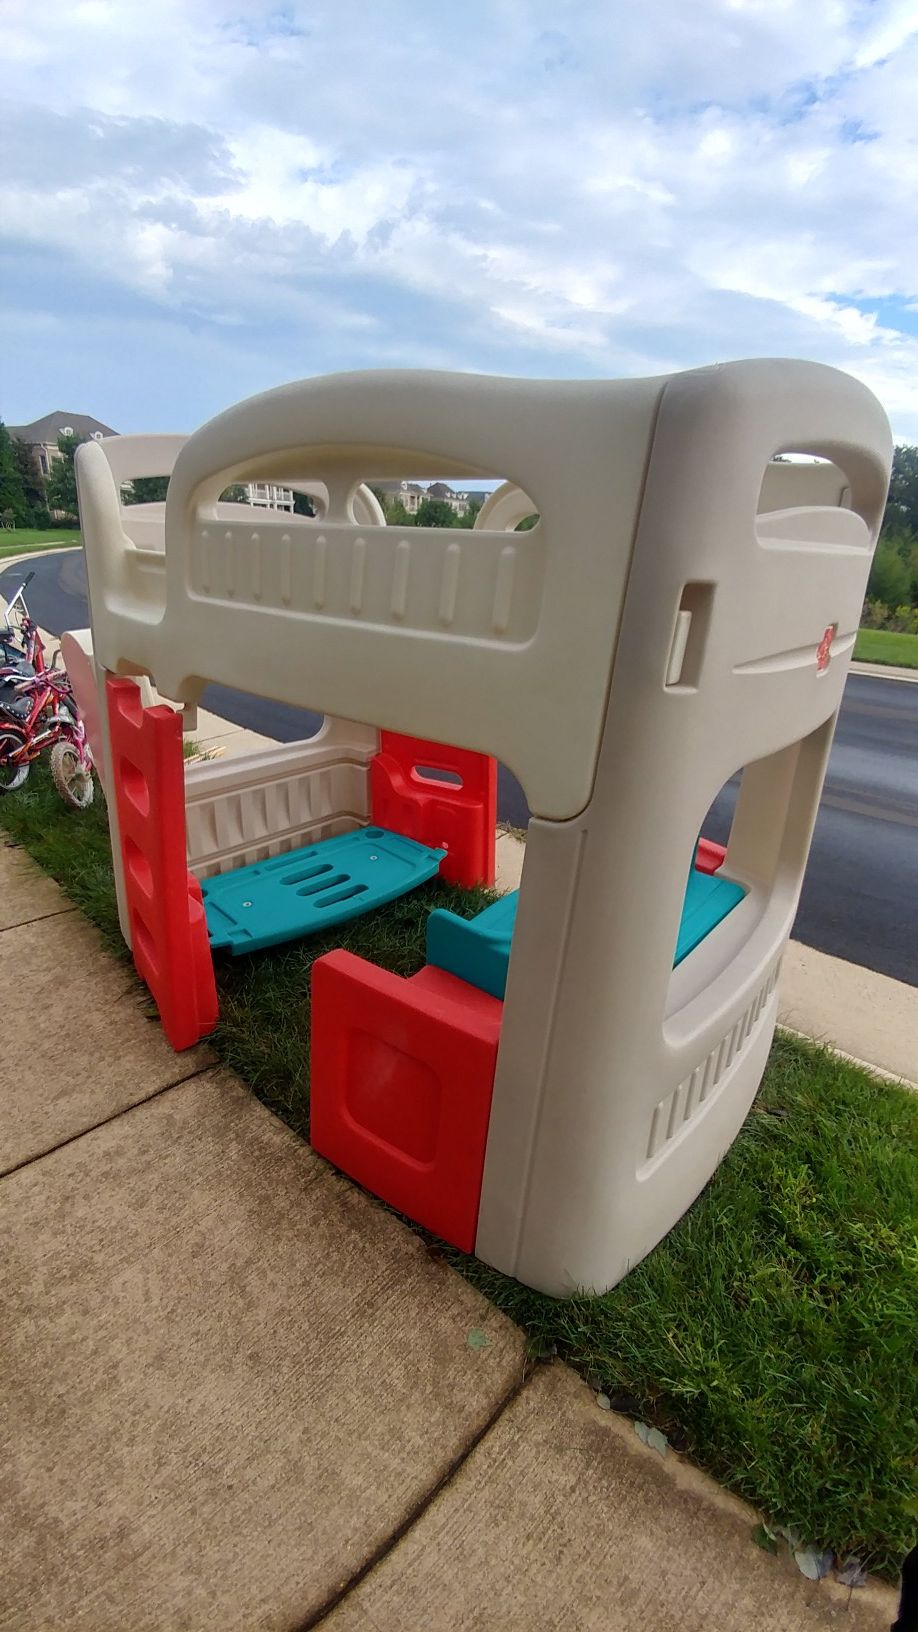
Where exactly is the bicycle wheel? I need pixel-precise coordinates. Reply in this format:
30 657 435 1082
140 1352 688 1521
0 729 29 792
50 741 94 809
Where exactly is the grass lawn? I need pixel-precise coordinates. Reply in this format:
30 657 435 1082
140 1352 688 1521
854 627 918 668
0 528 81 560
1 764 915 1580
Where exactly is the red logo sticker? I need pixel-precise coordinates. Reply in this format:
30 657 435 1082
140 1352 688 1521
816 624 837 673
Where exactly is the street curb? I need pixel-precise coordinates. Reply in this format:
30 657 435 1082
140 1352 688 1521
849 659 918 683
0 543 80 575
780 1027 917 1092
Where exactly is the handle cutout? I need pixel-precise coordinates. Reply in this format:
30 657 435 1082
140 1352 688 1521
665 584 714 690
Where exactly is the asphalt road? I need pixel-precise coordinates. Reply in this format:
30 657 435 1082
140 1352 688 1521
4 548 917 987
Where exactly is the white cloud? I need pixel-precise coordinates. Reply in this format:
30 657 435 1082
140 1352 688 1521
851 0 918 67
2 0 918 436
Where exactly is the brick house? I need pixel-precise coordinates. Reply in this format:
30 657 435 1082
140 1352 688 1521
8 411 117 476
9 412 294 512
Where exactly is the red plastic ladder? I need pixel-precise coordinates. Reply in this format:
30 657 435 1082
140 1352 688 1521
107 676 218 1050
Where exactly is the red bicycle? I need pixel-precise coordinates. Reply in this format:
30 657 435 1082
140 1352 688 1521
0 575 94 808
1 572 45 671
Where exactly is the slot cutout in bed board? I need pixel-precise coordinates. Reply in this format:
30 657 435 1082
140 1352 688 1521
201 826 447 953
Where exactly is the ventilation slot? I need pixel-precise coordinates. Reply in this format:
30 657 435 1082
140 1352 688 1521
646 960 781 1161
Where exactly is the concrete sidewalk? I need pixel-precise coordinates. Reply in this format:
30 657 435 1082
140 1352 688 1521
0 846 899 1629
188 702 276 757
779 940 917 1087
28 616 273 763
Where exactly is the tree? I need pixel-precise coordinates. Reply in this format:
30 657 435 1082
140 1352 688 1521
382 497 413 527
220 484 249 503
124 475 169 505
415 497 457 529
453 499 482 528
867 537 910 609
293 490 317 517
11 438 49 526
884 444 918 536
0 421 29 526
907 540 918 604
45 431 88 520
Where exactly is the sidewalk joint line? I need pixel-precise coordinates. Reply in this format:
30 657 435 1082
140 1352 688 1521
303 1363 533 1629
0 905 77 936
1 1061 216 1180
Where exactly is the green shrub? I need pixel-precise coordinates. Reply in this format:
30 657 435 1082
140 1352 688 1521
860 597 889 629
868 538 910 608
888 604 918 635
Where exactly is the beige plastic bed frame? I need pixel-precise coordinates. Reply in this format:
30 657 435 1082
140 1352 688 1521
74 361 891 1296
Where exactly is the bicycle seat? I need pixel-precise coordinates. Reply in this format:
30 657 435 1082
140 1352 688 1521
0 677 32 720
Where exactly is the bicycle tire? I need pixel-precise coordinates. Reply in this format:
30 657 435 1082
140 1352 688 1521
50 741 94 809
0 729 29 793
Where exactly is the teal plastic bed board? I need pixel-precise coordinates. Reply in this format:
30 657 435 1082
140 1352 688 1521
426 890 518 1000
676 867 745 965
202 827 446 954
427 861 746 1000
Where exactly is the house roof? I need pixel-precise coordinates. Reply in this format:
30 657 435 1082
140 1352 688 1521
375 480 473 501
8 411 118 444
374 479 426 496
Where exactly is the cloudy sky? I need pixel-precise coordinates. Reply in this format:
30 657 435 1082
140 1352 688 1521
2 0 918 439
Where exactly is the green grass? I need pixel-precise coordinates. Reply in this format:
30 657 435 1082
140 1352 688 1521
463 1048 917 1577
0 529 81 560
854 628 918 668
1 764 916 1578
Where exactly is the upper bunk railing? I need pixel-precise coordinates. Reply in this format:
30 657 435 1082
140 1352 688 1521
76 361 891 821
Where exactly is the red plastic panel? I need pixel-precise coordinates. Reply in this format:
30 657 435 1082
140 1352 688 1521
695 838 727 875
310 951 502 1251
370 732 496 888
106 676 218 1051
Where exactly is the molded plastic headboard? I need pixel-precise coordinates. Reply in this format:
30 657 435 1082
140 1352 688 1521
93 433 188 490
475 481 538 532
286 481 386 525
146 369 666 819
77 361 891 826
